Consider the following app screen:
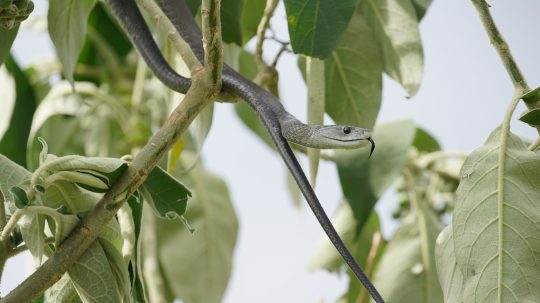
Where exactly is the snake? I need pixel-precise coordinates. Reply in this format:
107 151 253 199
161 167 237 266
106 0 383 302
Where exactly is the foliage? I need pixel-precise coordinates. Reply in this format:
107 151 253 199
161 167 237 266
0 0 538 302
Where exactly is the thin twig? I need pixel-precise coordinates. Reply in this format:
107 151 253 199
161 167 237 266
141 206 167 303
255 0 278 71
201 0 223 88
471 0 540 135
0 189 6 232
358 232 383 303
137 0 203 73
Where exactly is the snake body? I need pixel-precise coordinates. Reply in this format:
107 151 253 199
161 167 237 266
106 1 383 302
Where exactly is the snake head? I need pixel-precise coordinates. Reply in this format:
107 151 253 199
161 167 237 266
311 125 373 150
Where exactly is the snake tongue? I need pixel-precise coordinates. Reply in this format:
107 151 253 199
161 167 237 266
368 137 375 158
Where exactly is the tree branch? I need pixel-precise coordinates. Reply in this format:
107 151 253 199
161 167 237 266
255 0 278 71
471 0 540 135
201 0 223 88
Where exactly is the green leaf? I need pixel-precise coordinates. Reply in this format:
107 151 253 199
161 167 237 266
69 241 122 303
435 225 464 303
98 238 133 303
372 209 443 302
158 155 238 303
519 108 540 126
522 86 540 104
0 154 31 214
19 212 45 265
45 273 83 303
48 0 97 83
0 25 18 66
306 57 325 185
336 119 415 233
142 166 191 219
412 127 441 153
284 0 358 58
449 127 540 302
222 0 244 45
411 0 432 20
0 55 37 167
241 0 265 44
324 6 382 128
361 0 424 96
309 200 381 272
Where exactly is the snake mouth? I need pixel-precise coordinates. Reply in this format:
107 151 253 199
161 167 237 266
368 137 375 158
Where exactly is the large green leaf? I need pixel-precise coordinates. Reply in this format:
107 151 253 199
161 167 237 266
447 127 540 302
336 119 415 233
284 0 358 58
435 224 464 303
0 25 18 66
240 0 265 44
361 0 424 96
142 166 191 219
325 6 382 128
372 209 443 302
411 0 432 20
45 273 83 303
0 55 37 167
306 57 325 185
413 127 441 153
48 0 97 83
158 157 238 303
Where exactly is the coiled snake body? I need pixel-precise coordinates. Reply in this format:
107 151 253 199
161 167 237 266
106 1 383 302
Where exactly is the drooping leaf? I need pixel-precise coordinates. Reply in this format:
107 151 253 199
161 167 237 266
325 6 382 128
306 57 325 185
0 154 31 215
449 127 540 302
518 108 540 126
413 127 441 153
48 0 97 83
98 238 133 303
241 0 265 44
0 25 18 66
361 0 424 96
372 209 443 302
19 212 45 266
336 119 415 233
284 0 358 58
142 166 191 219
0 55 37 167
435 224 464 303
158 155 238 303
68 241 122 303
45 273 83 303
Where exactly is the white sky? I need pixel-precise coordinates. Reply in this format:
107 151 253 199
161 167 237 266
5 0 540 302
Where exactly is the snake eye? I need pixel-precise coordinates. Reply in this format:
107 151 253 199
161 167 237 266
343 126 351 134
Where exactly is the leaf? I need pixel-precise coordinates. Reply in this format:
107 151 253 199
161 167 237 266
158 156 238 303
435 224 464 303
19 212 45 266
306 57 325 185
48 0 97 83
98 238 133 303
309 200 381 272
336 119 415 233
9 186 28 208
0 25 18 66
521 87 540 104
0 154 31 215
241 0 265 44
284 0 358 58
413 127 441 153
449 127 540 302
411 0 432 20
324 6 382 128
0 55 37 167
361 0 424 96
142 166 191 219
372 209 443 302
69 241 122 303
519 108 540 126
45 273 83 303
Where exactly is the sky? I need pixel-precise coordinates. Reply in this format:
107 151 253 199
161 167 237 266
4 0 540 302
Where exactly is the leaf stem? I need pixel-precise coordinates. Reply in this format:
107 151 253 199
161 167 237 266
0 189 6 232
471 0 540 135
357 231 383 303
496 91 521 302
141 207 167 303
255 0 278 71
0 206 63 241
